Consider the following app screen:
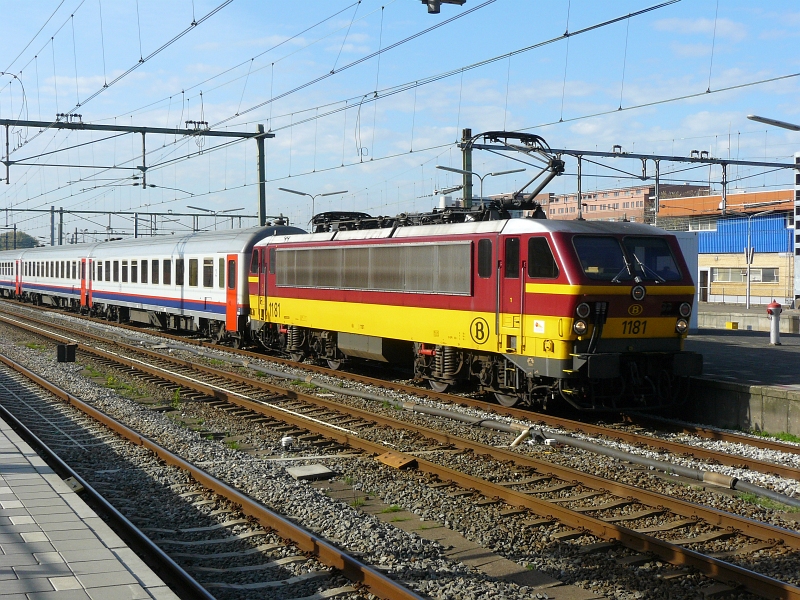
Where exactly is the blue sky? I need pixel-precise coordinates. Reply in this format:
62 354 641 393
1 0 799 239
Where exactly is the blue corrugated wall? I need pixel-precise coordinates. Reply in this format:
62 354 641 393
698 214 791 253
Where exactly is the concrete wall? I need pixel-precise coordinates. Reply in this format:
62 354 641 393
687 378 800 436
697 311 800 333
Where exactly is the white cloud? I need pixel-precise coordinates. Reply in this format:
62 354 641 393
654 18 747 42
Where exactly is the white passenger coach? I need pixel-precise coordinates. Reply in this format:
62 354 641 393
0 225 303 346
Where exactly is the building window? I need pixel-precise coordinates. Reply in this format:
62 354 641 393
689 217 717 231
711 267 779 283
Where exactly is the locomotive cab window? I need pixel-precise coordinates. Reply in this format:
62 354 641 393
622 237 681 281
250 252 259 274
478 239 492 279
528 237 559 278
504 237 520 278
573 236 631 281
269 248 276 275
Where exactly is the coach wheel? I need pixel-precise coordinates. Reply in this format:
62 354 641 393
428 379 449 393
494 392 520 408
326 359 342 371
230 335 243 350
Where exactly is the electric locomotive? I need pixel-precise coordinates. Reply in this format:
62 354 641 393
247 217 702 411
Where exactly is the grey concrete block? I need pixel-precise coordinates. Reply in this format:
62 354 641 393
52 538 107 553
70 559 130 576
59 549 117 564
286 464 337 480
0 576 56 593
78 570 139 588
27 590 91 600
86 584 152 600
12 562 74 579
1 541 56 555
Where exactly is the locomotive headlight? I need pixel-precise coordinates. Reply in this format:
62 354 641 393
573 320 588 335
575 302 591 319
675 318 689 334
679 302 692 318
631 285 646 301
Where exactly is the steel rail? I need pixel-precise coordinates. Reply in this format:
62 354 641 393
0 376 216 600
13 299 800 480
0 346 423 600
4 311 800 548
3 314 800 598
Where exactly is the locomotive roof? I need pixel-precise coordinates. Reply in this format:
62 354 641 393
254 217 672 246
0 225 305 261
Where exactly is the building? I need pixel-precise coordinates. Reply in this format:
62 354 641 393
542 184 707 223
656 189 795 306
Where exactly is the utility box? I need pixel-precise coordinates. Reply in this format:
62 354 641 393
57 343 77 363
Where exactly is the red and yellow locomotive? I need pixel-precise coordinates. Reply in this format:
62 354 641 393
247 217 701 410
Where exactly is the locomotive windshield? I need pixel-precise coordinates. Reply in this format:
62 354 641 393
622 236 681 281
573 236 632 281
573 235 681 282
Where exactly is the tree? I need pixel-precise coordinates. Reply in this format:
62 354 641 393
0 230 39 249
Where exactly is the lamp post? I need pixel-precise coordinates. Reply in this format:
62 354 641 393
744 209 774 309
278 188 348 225
436 165 525 207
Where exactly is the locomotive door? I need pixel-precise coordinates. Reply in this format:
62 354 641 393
225 254 238 332
15 260 21 296
80 258 87 307
499 236 524 353
258 248 267 320
87 260 93 306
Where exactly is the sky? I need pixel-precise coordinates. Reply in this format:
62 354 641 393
0 0 799 240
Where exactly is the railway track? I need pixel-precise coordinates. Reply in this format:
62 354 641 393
0 351 421 600
2 299 799 484
2 309 800 598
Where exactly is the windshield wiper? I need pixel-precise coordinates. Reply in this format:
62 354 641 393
632 252 665 283
611 255 633 283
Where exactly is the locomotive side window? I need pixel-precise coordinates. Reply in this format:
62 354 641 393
228 259 236 289
176 259 184 285
163 260 172 285
269 248 276 274
478 239 492 279
203 258 213 287
504 238 520 278
622 237 681 281
573 236 630 281
218 258 224 288
141 260 148 284
527 237 559 278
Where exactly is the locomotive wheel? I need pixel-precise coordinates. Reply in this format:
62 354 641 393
494 392 520 407
326 359 342 371
290 351 305 363
428 380 449 393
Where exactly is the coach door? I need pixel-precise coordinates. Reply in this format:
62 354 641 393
80 259 87 307
499 236 524 353
15 260 21 295
225 254 238 332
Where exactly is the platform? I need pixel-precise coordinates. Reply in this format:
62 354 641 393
0 414 178 599
683 327 800 436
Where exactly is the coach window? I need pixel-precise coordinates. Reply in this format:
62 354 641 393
188 259 198 287
96 263 101 281
504 238 520 278
60 261 64 278
218 258 224 288
477 239 492 279
122 261 129 283
72 262 77 279
164 260 172 285
152 260 160 284
528 237 559 278
269 248 276 275
131 260 138 283
105 260 111 281
228 259 236 289
113 261 119 282
140 260 147 284
45 262 48 277
202 258 213 287
175 259 184 285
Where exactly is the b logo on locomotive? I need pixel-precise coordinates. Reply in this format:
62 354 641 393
628 304 644 316
470 317 490 344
